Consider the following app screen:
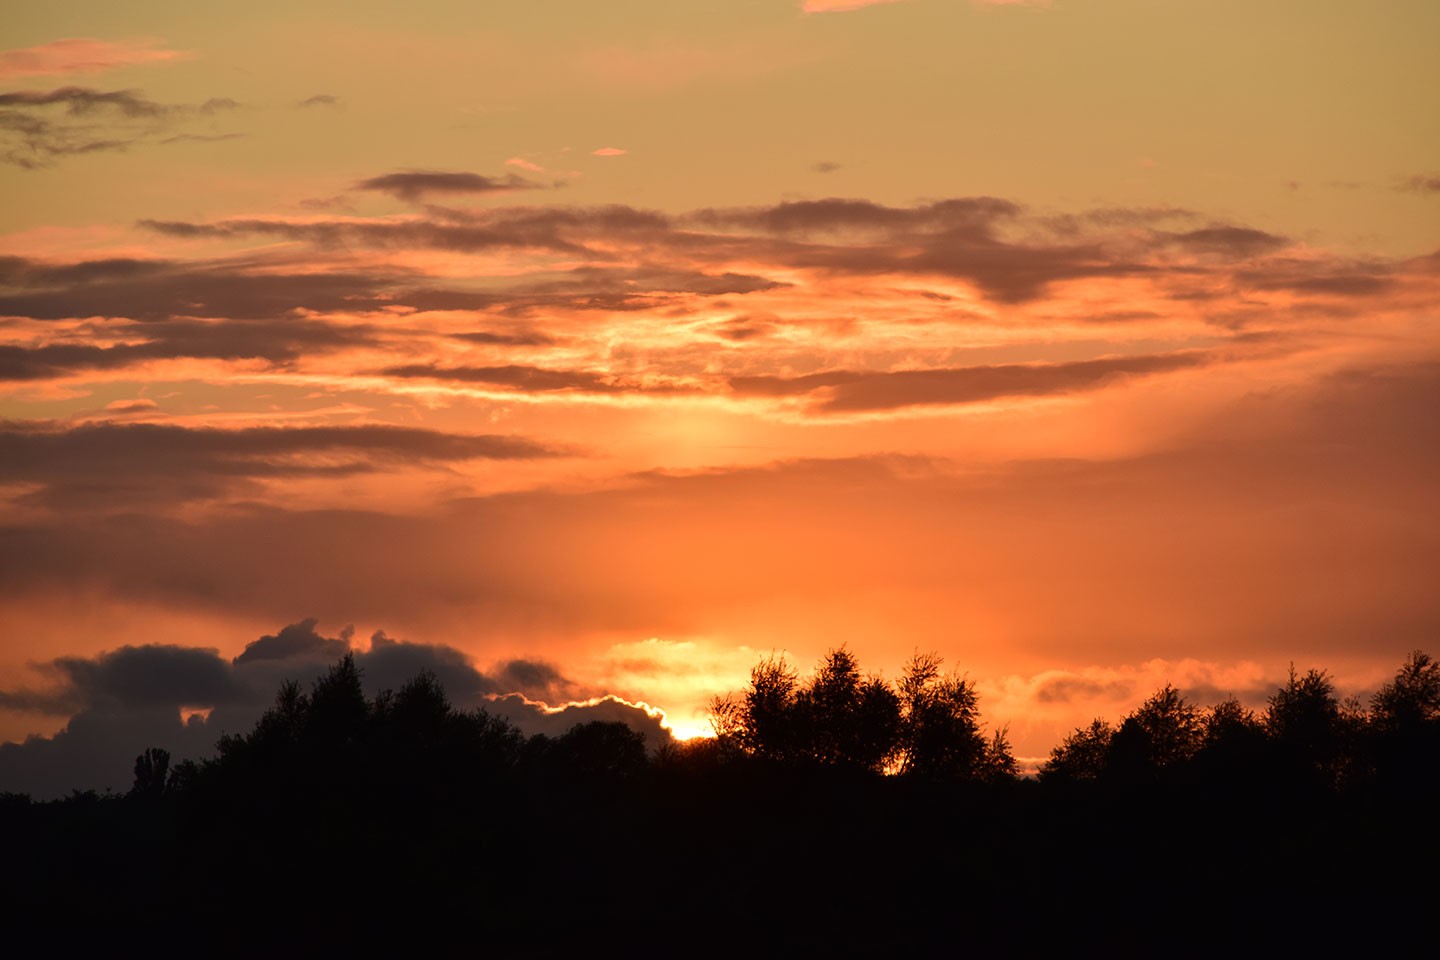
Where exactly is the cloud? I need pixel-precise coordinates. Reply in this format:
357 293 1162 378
1400 174 1440 194
354 170 543 203
0 315 380 380
103 398 158 415
0 86 241 168
381 363 640 393
138 205 670 257
451 329 556 347
812 161 842 174
0 39 190 80
802 0 907 13
485 694 670 752
1166 226 1289 258
0 86 168 116
688 196 1148 301
592 147 626 157
129 194 1203 307
0 421 567 509
0 644 238 716
232 618 349 665
298 94 341 109
157 132 246 146
491 659 579 702
691 196 1022 236
379 363 695 398
3 359 1432 671
0 253 407 320
730 351 1216 412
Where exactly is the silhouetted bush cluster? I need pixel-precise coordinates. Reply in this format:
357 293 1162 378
708 648 1016 780
1041 652 1440 791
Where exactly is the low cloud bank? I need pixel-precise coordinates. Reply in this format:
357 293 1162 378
0 618 669 798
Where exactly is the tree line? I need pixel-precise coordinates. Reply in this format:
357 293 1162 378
705 646 1440 792
2 647 1437 952
6 645 1439 803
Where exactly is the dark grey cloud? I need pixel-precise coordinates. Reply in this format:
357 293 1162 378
298 94 341 108
1181 682 1275 712
492 659 578 702
381 363 619 393
0 644 240 717
485 694 669 752
121 198 1407 310
400 266 783 317
0 254 401 321
233 618 348 665
451 329 556 347
198 97 239 114
0 317 379 381
0 620 669 798
0 87 167 117
380 363 691 396
0 420 566 509
355 170 543 203
713 315 779 341
1042 206 1197 235
1237 261 1396 298
158 132 246 146
140 204 671 258
690 197 1022 236
363 630 496 702
1033 675 1133 705
730 352 1215 412
0 86 241 168
1166 226 1289 257
688 197 1146 302
812 161 842 174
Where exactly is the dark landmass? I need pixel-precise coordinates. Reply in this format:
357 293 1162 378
3 649 1436 954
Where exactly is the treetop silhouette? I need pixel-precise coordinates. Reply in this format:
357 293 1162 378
711 647 1016 781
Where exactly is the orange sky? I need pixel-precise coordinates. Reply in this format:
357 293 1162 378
2 2 1437 776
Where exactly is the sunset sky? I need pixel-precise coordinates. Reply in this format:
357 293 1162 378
2 0 1437 788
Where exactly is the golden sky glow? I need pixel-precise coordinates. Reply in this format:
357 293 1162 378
2 1 1437 766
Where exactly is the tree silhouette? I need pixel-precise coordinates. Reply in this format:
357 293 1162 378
739 653 800 760
1368 650 1440 787
1040 719 1114 782
895 652 992 779
1193 696 1269 781
130 747 171 799
710 648 1012 779
1371 651 1440 731
1103 683 1204 781
1266 664 1344 782
793 647 902 771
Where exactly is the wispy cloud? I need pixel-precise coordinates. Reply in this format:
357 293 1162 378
802 0 907 13
730 352 1217 413
354 170 544 202
1399 173 1440 194
0 421 567 510
0 86 240 168
297 93 341 109
0 38 190 80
